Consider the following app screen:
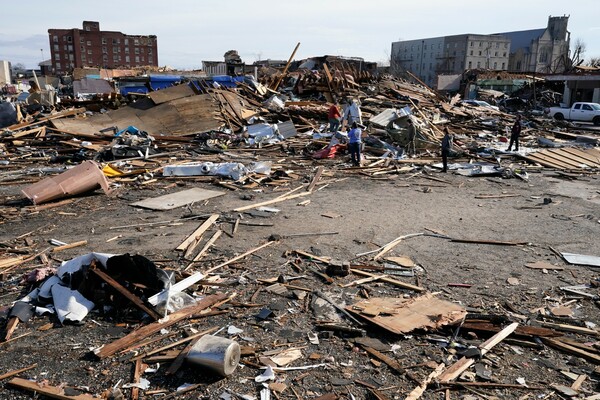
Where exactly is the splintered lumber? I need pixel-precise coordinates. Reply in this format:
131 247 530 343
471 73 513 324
361 345 404 374
52 240 88 253
89 264 162 321
94 293 227 359
131 359 142 400
542 338 600 364
350 268 425 292
232 191 311 212
373 233 424 260
0 363 37 381
149 241 274 306
176 214 219 251
204 240 275 274
8 377 99 399
2 317 19 342
438 322 519 383
539 321 600 336
270 42 301 91
450 238 528 246
405 363 446 400
191 230 222 262
307 166 324 192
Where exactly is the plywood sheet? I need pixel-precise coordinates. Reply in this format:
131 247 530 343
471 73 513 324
347 293 466 334
131 188 225 210
149 84 195 105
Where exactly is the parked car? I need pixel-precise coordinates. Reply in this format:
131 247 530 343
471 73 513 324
459 99 500 111
545 102 600 125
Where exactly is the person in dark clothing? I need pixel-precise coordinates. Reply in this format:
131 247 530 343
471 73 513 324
441 127 453 172
347 122 363 166
507 115 522 151
406 119 416 156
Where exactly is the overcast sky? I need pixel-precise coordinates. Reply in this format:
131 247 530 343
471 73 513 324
1 0 598 69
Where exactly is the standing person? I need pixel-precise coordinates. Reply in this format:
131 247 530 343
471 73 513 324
441 127 453 173
406 119 416 156
343 98 362 128
507 114 522 151
348 122 363 166
328 103 342 132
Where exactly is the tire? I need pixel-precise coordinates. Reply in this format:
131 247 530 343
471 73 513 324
554 113 564 121
594 116 600 126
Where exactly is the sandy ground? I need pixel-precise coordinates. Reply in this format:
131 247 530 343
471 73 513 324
1 163 599 399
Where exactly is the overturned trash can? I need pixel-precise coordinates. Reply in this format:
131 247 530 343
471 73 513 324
22 160 111 205
186 334 240 377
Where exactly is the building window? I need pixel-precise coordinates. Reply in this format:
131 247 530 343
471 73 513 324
125 47 130 53
479 51 482 56
135 48 139 54
135 56 140 63
56 63 61 70
125 55 130 63
102 47 107 54
113 47 119 53
54 44 59 51
470 50 473 56
148 48 152 54
85 25 90 31
81 45 85 52
103 54 108 61
470 41 474 47
112 38 118 45
68 45 73 52
503 52 507 57
502 62 505 69
493 62 497 69
134 39 139 45
102 38 107 44
494 52 498 57
124 38 129 45
68 54 74 61
80 38 84 43
82 55 86 61
479 42 482 47
424 44 427 50
148 57 153 64
87 40 92 46
54 53 60 60
468 61 472 68
504 43 508 48
516 61 521 70
496 43 499 49
477 61 481 68
67 36 72 42
53 35 58 43
88 49 92 55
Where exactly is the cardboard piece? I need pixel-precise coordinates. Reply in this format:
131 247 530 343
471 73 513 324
131 188 225 210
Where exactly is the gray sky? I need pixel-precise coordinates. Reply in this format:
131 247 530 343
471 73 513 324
1 0 598 69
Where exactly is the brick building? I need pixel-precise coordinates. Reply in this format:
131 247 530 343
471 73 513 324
48 21 158 74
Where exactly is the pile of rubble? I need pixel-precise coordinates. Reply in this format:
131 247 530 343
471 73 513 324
0 61 599 399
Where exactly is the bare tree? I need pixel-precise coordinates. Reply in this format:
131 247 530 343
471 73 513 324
570 38 586 67
586 57 600 68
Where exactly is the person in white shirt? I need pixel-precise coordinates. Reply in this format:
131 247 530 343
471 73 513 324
343 98 362 128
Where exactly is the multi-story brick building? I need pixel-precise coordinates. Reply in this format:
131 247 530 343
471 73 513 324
48 21 158 74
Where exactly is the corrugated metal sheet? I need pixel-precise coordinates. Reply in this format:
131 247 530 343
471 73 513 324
369 107 411 128
276 120 298 139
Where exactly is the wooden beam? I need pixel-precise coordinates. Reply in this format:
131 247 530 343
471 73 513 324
8 377 99 399
270 42 301 91
542 338 600 364
232 191 311 212
176 214 219 251
131 359 142 400
0 363 37 381
350 269 425 292
438 322 519 383
52 240 88 253
307 166 324 192
94 293 227 359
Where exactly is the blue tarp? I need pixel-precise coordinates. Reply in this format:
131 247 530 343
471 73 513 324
149 75 183 90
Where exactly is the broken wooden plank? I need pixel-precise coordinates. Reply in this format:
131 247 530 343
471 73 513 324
405 363 445 400
542 338 600 364
89 264 162 321
8 377 99 399
191 230 222 262
94 293 227 359
525 261 564 270
361 345 404 375
176 214 219 251
348 294 465 335
438 322 519 383
0 363 37 381
307 166 324 192
131 358 142 400
232 191 311 212
350 268 425 292
373 233 424 260
52 240 88 253
538 321 600 337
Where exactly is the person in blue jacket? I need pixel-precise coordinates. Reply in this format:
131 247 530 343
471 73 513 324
348 122 363 166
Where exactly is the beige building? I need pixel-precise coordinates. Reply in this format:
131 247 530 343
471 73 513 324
391 16 570 88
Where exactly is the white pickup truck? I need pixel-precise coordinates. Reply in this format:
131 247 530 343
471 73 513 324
546 102 600 125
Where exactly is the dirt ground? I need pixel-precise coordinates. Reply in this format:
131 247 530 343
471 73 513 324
1 159 600 399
